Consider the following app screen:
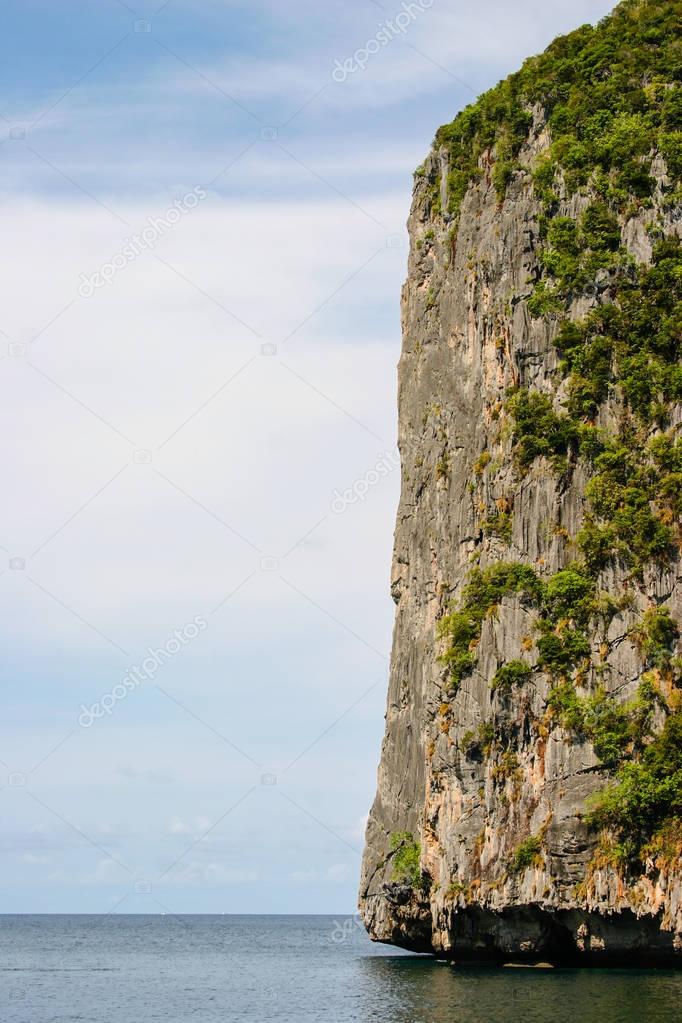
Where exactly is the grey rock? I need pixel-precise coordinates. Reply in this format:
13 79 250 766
359 119 681 965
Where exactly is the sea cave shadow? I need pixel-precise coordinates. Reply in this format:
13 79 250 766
357 955 682 1023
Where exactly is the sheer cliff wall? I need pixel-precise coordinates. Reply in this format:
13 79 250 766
360 0 681 964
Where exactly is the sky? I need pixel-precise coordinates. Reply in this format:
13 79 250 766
0 0 616 914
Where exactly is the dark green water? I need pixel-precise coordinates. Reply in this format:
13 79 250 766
1 915 679 1021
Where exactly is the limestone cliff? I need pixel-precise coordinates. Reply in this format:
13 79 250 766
360 0 682 965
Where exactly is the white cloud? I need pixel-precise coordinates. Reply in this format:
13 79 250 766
47 857 130 886
168 815 212 836
163 860 260 885
116 764 175 784
290 862 350 884
21 852 52 865
130 0 617 114
0 192 401 657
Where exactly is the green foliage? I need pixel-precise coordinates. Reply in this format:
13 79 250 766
492 659 532 692
532 202 626 312
481 511 513 544
508 241 682 577
425 176 441 217
579 434 677 577
389 832 422 887
506 389 578 470
548 679 659 767
445 880 466 900
547 681 585 732
585 691 639 766
630 606 680 668
493 749 521 783
581 203 622 251
541 566 597 624
492 158 515 199
534 567 598 676
461 721 497 760
474 451 492 475
510 834 543 873
660 130 682 179
582 486 672 575
438 562 541 688
435 75 531 218
436 610 480 687
478 721 497 754
431 0 682 220
440 561 610 689
435 455 450 480
586 712 682 861
464 561 542 607
526 282 563 318
545 216 579 253
532 157 558 203
552 236 682 423
537 625 592 677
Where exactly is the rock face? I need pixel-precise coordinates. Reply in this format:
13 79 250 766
359 4 681 966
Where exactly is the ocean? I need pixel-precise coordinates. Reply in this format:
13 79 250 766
1 914 680 1022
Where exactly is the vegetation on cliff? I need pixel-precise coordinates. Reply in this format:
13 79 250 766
429 0 682 221
503 244 681 867
434 2 681 878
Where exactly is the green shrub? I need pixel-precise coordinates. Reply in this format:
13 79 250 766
546 216 579 254
541 566 596 624
660 131 682 179
492 159 514 198
630 606 679 669
510 834 543 873
438 562 543 687
526 282 563 319
548 681 658 768
547 682 585 732
576 519 618 574
474 451 492 475
537 626 592 677
557 312 617 417
445 880 466 900
461 721 497 759
435 453 450 480
389 832 422 886
477 721 497 756
464 561 542 607
492 659 532 692
506 389 577 470
532 157 558 202
586 713 682 861
581 203 621 251
534 568 598 680
437 610 481 688
583 691 634 767
531 201 626 311
493 750 521 782
482 511 513 544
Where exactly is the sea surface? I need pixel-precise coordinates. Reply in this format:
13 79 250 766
1 914 681 1022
